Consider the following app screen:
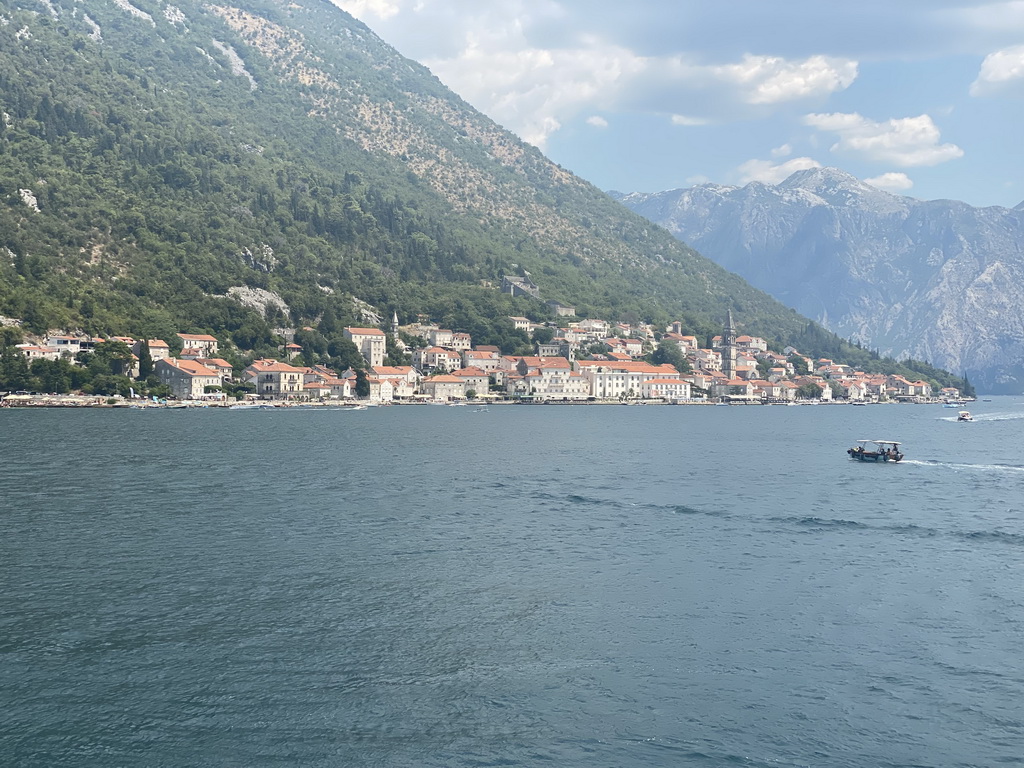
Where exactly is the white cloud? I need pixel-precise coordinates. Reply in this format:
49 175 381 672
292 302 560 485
429 47 856 147
737 156 821 185
713 54 858 105
686 174 711 185
426 40 644 147
803 112 963 166
865 172 914 191
971 44 1024 95
586 115 608 128
338 1 860 148
332 0 402 21
770 143 793 158
671 114 709 126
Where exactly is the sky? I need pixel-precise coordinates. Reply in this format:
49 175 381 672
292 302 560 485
331 0 1024 208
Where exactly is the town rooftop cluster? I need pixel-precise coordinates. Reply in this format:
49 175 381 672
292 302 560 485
9 311 956 404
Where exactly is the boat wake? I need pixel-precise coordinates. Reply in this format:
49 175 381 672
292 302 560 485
769 514 1024 547
939 411 1024 422
902 459 1024 474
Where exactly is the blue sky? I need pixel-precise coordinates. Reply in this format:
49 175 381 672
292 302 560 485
333 1 1024 208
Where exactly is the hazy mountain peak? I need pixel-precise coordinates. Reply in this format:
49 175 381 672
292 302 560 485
774 166 904 211
616 174 1024 393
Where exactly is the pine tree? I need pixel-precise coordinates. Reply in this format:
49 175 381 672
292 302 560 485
137 340 154 380
355 369 370 398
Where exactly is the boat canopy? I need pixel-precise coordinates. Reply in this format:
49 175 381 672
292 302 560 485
855 439 901 446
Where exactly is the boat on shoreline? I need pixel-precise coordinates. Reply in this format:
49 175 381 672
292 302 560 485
847 439 903 462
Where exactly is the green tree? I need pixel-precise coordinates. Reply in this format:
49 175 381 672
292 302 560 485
87 374 134 397
89 341 135 377
650 340 691 373
327 337 367 372
788 354 810 375
0 346 31 391
137 340 154 380
531 326 555 345
384 335 410 366
30 358 73 393
223 381 256 400
796 381 822 399
0 327 24 348
355 368 370 398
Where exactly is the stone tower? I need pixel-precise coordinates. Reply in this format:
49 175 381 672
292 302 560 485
722 309 737 379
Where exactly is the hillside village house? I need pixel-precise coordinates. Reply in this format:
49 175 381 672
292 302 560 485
365 377 395 402
371 365 421 387
155 358 223 400
506 359 590 400
426 329 471 350
244 359 306 399
578 360 682 399
461 349 502 372
536 339 575 359
643 378 692 400
428 328 454 347
606 337 644 357
371 365 420 400
422 374 466 401
413 346 460 372
344 327 386 368
17 344 61 361
709 377 758 400
197 358 233 381
133 339 170 361
663 332 698 352
452 366 491 395
692 348 722 372
177 333 219 356
44 334 84 357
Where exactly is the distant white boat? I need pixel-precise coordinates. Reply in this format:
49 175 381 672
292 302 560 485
957 410 973 422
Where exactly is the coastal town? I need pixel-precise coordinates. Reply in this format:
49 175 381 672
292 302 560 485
1 308 963 407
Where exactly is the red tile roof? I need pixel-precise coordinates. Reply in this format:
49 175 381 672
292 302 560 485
345 327 385 336
177 333 218 342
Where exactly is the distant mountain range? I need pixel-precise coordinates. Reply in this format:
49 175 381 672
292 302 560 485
612 168 1024 393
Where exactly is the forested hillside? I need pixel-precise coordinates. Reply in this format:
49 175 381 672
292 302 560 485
0 0 964 390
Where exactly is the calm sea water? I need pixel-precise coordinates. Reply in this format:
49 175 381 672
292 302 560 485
2 400 1023 767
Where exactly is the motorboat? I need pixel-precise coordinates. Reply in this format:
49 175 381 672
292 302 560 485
957 411 973 422
847 439 903 462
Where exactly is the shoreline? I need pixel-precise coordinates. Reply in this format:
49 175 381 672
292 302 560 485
1 394 962 409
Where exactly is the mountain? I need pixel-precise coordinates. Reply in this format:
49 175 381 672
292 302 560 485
0 0 962 389
613 168 1024 393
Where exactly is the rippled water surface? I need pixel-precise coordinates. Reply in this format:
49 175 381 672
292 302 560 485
2 401 1023 766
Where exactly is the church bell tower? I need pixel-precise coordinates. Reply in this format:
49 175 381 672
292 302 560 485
722 309 737 379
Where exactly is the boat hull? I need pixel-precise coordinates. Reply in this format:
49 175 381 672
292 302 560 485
847 448 902 462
